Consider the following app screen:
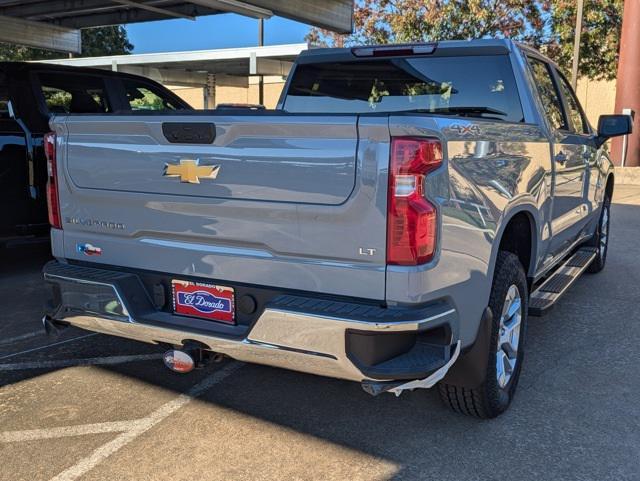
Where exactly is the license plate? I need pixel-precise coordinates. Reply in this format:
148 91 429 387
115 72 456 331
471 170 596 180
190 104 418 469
171 280 235 324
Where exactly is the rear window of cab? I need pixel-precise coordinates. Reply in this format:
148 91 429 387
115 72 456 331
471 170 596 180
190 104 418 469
35 72 189 115
284 55 524 123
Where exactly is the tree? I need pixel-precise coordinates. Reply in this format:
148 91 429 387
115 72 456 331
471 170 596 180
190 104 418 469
545 0 623 81
0 25 133 61
307 1 548 48
307 0 623 80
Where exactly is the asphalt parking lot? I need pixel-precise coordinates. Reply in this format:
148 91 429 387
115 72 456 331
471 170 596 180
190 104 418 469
1 186 640 481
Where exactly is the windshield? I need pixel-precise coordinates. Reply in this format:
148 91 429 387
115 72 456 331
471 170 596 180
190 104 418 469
284 55 524 122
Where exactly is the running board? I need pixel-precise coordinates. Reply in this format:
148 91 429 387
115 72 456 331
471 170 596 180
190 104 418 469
529 248 596 316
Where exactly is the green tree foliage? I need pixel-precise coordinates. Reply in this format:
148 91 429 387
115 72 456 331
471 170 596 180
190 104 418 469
544 0 623 80
0 25 133 61
307 0 624 80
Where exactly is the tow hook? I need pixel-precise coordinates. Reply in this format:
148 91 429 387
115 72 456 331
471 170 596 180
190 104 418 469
162 346 224 374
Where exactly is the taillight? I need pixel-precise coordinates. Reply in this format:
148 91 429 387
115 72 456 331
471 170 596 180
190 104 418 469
387 137 442 265
44 131 62 229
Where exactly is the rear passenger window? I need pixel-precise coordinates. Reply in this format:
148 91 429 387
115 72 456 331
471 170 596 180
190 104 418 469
528 58 566 131
556 72 589 134
38 73 111 114
122 79 179 111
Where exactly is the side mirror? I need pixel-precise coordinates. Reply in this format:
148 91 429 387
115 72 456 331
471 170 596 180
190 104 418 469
596 114 633 147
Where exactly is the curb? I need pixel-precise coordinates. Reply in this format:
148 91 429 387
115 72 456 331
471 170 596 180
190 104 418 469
614 167 640 185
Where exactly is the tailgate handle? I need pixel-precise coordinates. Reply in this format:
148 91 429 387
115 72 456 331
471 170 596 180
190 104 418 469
162 122 215 144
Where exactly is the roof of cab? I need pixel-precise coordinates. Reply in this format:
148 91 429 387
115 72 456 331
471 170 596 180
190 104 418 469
297 38 516 64
0 61 160 82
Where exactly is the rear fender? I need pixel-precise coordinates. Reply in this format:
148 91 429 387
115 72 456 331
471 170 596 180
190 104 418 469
488 202 540 281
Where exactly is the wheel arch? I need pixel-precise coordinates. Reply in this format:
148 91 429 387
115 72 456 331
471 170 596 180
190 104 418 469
605 172 615 200
490 205 539 284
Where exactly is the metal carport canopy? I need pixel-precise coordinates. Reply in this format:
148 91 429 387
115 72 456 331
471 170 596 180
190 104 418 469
0 1 353 53
40 43 308 86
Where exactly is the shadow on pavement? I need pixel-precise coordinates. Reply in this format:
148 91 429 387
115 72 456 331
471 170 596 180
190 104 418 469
0 201 639 481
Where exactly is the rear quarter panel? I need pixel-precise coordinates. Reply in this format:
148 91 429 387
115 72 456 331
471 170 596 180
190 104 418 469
387 116 552 347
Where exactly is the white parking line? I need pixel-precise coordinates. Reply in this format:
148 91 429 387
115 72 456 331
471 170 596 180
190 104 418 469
0 331 43 346
1 421 135 443
0 353 164 371
0 333 97 361
48 361 243 481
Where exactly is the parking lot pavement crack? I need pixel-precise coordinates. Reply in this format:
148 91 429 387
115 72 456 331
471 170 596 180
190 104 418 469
0 333 98 361
0 353 165 371
0 331 43 346
47 361 243 481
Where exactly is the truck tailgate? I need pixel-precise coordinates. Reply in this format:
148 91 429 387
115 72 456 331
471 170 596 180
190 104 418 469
54 114 389 300
66 115 358 205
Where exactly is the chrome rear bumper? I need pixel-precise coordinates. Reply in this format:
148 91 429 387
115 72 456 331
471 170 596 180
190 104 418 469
44 261 459 383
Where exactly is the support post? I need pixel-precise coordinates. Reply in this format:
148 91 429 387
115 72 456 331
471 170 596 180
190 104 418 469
612 0 640 166
205 74 216 109
571 0 584 89
258 18 265 106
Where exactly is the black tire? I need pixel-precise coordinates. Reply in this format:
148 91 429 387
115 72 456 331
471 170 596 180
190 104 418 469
438 251 528 418
586 195 611 274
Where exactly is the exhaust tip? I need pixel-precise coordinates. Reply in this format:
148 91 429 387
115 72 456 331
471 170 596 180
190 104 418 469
163 349 196 374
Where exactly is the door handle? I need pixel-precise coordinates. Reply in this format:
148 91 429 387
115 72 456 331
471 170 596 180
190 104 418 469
555 151 567 165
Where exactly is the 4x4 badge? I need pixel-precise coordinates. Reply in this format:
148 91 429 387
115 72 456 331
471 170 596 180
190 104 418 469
448 123 481 137
163 159 220 184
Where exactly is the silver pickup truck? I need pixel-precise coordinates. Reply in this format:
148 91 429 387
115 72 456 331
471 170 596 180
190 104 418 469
42 39 631 418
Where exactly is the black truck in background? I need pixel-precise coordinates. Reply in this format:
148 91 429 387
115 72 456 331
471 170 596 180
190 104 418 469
0 62 192 246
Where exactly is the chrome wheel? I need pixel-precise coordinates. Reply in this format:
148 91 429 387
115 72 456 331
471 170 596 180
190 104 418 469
496 284 522 389
599 206 609 258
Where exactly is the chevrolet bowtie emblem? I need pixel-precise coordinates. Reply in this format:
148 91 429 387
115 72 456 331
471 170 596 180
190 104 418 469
163 159 220 184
